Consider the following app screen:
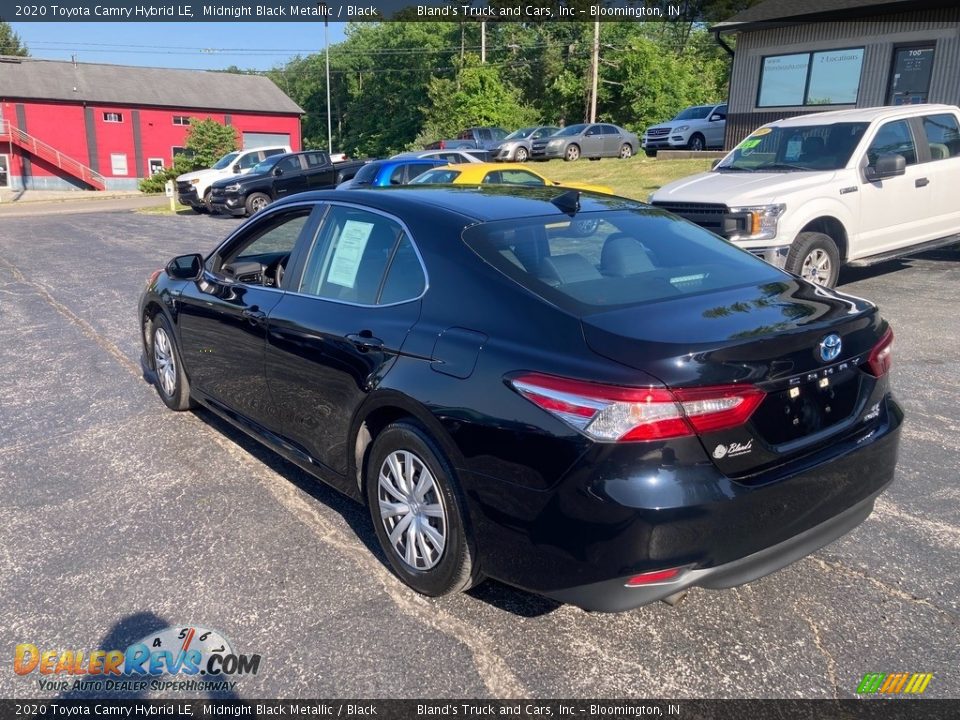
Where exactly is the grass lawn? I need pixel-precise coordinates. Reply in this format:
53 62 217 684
534 157 714 201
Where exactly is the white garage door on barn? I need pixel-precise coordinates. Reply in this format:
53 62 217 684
243 132 291 149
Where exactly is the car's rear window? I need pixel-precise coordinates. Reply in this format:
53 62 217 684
462 209 783 314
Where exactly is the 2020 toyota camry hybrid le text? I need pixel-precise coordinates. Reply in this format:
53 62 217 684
139 187 902 612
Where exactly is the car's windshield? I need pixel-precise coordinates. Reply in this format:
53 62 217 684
462 209 782 314
409 169 461 184
716 122 869 172
554 124 588 137
212 152 241 170
505 127 536 140
673 106 713 121
251 155 283 174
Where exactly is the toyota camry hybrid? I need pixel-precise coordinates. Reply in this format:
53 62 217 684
139 187 902 612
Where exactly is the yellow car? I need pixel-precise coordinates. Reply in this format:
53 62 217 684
409 162 614 195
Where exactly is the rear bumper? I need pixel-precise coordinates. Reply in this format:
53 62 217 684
460 393 902 612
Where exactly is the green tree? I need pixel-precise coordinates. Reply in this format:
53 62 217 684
417 56 538 145
139 117 239 193
0 22 29 56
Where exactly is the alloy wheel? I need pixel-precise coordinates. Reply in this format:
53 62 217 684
153 327 177 397
801 249 832 285
515 147 529 162
378 450 448 571
251 196 268 213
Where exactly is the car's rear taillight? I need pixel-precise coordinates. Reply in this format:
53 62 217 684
866 328 894 377
508 373 764 442
438 140 446 149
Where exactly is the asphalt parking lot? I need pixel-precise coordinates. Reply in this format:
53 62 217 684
1 206 958 699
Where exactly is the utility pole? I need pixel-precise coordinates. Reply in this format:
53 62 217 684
589 20 600 123
481 21 486 63
325 15 332 154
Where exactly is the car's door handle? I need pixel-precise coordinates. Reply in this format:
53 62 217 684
242 308 267 323
916 177 930 188
346 332 383 351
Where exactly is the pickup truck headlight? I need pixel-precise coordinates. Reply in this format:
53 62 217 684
224 183 241 193
729 204 786 241
189 179 200 185
674 125 690 133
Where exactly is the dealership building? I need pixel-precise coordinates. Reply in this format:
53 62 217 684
715 0 960 148
0 56 303 191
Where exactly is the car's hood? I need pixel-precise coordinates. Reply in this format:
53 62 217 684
176 169 210 183
645 122 675 132
211 172 261 188
652 170 835 206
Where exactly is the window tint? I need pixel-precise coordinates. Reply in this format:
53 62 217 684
719 122 868 171
482 171 502 184
221 209 311 270
921 113 960 160
276 156 302 174
304 152 328 168
389 164 407 185
601 125 619 135
352 163 380 184
585 126 602 136
498 170 545 186
462 210 782 314
379 236 426 304
299 206 421 305
237 152 262 170
410 169 461 184
867 120 917 166
478 129 492 141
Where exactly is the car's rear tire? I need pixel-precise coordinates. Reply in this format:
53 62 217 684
514 147 529 163
619 143 634 159
148 314 194 411
245 192 271 216
785 232 840 288
688 134 706 152
564 144 581 162
365 421 478 597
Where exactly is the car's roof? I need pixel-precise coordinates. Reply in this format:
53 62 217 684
770 103 958 127
271 185 640 222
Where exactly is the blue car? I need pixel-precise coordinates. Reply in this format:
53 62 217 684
338 158 447 189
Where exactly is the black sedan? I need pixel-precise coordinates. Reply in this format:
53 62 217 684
139 187 901 612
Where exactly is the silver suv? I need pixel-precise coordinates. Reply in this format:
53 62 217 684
643 104 727 156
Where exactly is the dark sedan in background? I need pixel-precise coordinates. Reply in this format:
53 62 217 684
139 187 901 612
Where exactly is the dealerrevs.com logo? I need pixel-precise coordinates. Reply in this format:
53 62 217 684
14 626 261 693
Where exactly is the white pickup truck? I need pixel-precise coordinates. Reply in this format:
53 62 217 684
651 104 960 287
176 145 290 213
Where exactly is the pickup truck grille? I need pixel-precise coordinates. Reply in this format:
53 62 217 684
646 127 671 137
176 181 193 193
651 201 739 237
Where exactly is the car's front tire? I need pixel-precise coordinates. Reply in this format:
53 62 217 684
785 231 841 288
148 314 194 411
245 192 271 216
688 134 706 152
365 421 478 597
514 147 529 163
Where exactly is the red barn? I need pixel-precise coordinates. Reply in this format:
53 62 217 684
0 56 303 191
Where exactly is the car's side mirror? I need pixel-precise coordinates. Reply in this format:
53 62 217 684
710 114 724 122
232 164 241 173
865 152 906 181
165 253 203 281
273 167 283 176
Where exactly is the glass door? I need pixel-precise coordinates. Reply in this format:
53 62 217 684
888 45 935 105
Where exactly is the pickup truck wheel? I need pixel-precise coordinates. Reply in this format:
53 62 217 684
619 143 634 159
688 134 706 152
202 190 213 213
785 232 840 288
245 192 271 216
514 147 529 162
564 144 581 162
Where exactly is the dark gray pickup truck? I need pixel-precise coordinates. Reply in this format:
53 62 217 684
210 150 365 217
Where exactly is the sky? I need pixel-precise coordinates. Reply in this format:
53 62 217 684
9 22 349 70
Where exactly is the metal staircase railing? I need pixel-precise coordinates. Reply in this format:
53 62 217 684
0 119 106 190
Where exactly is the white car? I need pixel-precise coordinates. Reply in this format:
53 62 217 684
642 104 727 156
389 149 486 164
650 104 960 287
176 146 290 213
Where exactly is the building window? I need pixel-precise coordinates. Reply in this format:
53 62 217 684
172 116 191 126
111 153 128 176
888 45 936 105
148 158 165 175
103 112 123 123
758 48 864 108
0 154 9 188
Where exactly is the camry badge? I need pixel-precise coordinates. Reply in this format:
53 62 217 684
819 334 842 363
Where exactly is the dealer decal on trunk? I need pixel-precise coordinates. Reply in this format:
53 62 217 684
713 440 754 459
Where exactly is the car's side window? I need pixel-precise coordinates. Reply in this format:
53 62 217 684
586 126 601 136
276 156 302 174
237 152 261 170
298 206 422 305
216 209 313 285
866 120 917 166
499 170 545 186
389 165 407 185
482 171 503 184
920 113 960 161
601 125 618 135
